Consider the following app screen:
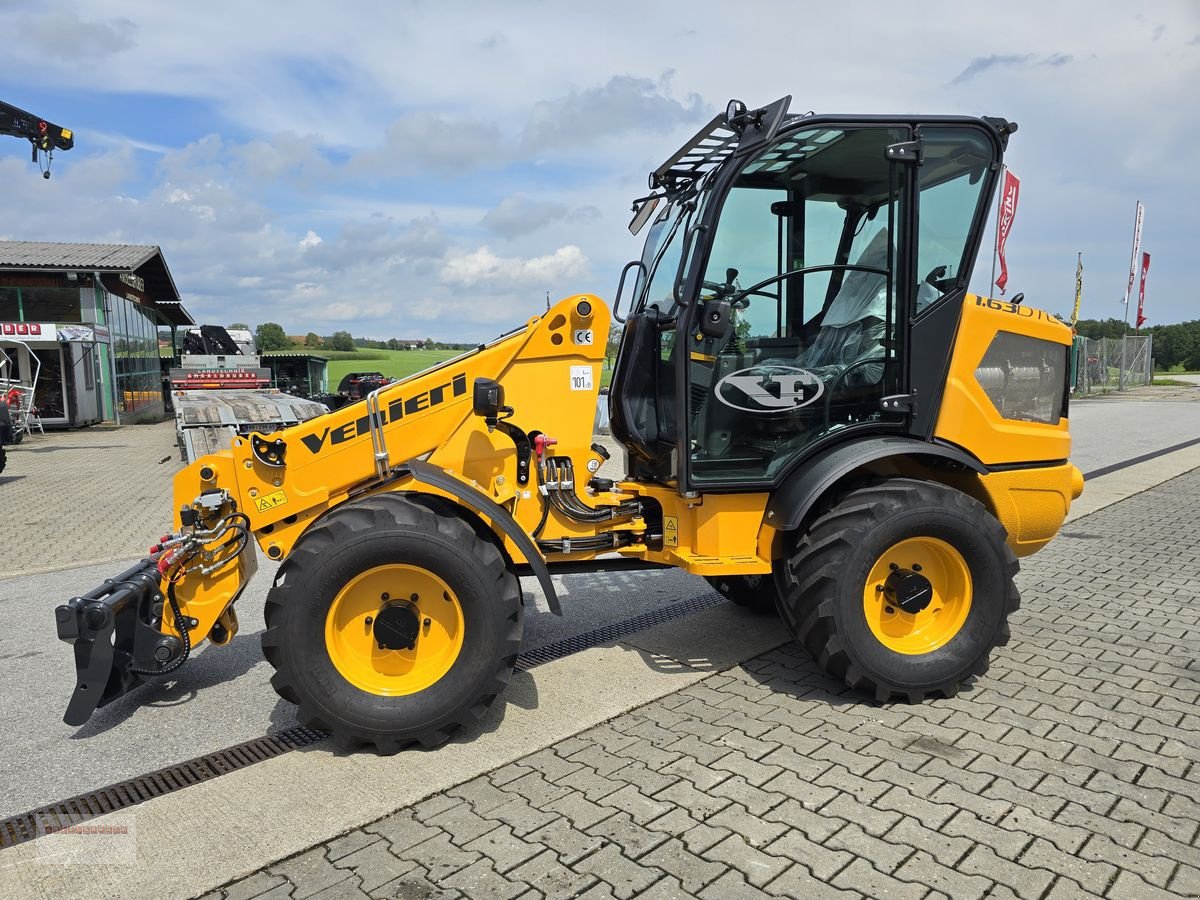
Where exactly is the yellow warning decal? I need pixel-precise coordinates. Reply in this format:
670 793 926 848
664 516 678 548
255 489 288 513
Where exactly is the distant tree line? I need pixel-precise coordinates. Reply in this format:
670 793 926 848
230 322 476 354
1074 318 1200 370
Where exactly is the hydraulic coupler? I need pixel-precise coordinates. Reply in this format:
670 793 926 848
54 557 185 726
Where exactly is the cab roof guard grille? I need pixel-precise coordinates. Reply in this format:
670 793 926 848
647 96 794 199
649 113 741 194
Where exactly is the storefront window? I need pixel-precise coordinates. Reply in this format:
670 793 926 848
109 294 162 414
18 287 81 322
0 287 21 320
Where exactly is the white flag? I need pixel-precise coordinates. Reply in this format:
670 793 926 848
1123 201 1144 306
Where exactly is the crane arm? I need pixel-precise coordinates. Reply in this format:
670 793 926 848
1 99 73 175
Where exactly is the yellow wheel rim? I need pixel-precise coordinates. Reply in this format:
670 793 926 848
324 564 465 696
862 537 972 655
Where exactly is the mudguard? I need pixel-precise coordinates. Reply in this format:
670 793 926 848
404 458 562 616
766 436 986 531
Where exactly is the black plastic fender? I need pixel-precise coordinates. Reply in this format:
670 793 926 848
765 436 986 532
404 458 561 616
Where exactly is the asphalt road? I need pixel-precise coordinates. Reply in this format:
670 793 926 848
1067 393 1200 474
0 556 720 820
2 394 1198 821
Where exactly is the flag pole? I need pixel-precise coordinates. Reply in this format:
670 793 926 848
1121 202 1143 390
1121 200 1143 331
990 164 1005 297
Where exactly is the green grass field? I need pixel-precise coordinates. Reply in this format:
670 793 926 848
180 345 616 392
308 349 462 386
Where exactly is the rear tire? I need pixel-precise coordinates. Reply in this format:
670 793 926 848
705 574 779 614
775 478 1019 702
262 492 523 753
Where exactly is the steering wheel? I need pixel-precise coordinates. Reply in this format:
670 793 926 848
719 263 891 313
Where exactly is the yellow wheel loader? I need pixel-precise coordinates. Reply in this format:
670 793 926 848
55 98 1083 752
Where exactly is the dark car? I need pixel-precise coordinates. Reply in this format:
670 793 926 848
336 371 392 400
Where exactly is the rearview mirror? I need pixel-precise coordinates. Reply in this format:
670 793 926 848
628 196 662 235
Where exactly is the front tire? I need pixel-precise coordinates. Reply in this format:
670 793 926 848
775 478 1019 702
262 493 523 753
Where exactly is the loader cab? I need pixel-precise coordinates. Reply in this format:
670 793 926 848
611 105 1005 490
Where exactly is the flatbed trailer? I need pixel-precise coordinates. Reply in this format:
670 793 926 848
168 327 326 464
173 387 326 463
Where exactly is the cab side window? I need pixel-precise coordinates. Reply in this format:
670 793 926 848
915 129 993 314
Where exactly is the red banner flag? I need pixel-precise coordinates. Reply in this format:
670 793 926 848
995 169 1021 294
1136 251 1150 328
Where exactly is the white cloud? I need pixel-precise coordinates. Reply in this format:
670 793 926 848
522 74 708 152
481 195 570 238
20 10 136 60
0 0 1196 329
349 112 505 177
441 245 589 291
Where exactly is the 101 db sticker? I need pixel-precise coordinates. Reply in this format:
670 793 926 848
570 366 594 391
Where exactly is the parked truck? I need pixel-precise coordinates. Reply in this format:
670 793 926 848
169 325 327 463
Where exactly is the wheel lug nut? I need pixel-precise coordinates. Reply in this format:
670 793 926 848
381 592 389 601
365 616 373 625
885 606 895 614
912 563 922 572
423 618 431 627
889 563 899 571
411 593 420 602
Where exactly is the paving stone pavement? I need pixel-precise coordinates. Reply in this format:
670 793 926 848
196 468 1200 899
0 421 182 576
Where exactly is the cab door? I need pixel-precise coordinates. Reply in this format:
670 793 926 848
906 124 1006 439
680 124 915 491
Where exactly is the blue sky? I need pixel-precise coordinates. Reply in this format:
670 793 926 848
1 1 1196 340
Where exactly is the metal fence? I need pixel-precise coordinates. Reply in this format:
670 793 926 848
1073 335 1154 395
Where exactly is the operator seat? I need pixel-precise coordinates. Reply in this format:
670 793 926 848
800 227 891 387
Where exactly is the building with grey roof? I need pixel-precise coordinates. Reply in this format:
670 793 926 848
0 241 195 425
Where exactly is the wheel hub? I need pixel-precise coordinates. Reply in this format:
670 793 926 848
884 569 934 614
372 601 421 651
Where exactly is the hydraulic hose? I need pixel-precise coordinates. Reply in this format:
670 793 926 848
129 582 191 676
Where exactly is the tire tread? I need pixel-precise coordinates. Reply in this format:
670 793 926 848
262 491 522 754
776 478 1020 702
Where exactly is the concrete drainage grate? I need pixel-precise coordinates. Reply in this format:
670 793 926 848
515 592 727 670
0 594 729 850
0 726 327 850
